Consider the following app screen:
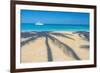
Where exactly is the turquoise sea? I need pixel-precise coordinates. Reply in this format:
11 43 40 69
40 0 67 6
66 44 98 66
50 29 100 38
21 23 89 32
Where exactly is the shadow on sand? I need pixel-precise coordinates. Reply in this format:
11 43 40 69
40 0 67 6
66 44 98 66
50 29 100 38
21 31 89 61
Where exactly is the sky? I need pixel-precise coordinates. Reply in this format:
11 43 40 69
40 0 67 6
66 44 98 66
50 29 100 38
21 9 90 25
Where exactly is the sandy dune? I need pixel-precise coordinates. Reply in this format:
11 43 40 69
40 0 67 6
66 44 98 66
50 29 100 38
21 31 89 63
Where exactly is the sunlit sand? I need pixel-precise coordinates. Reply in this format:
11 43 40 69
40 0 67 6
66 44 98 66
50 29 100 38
21 31 89 63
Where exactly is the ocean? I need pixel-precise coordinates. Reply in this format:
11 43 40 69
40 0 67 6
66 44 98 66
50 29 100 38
21 23 89 32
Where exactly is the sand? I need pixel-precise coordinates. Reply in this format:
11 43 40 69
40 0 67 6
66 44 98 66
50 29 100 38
21 31 89 63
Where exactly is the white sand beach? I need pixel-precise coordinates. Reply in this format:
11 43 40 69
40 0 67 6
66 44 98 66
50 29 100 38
21 31 89 63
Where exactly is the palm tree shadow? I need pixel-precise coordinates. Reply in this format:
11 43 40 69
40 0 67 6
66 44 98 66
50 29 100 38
80 45 89 50
21 35 40 47
47 34 81 60
21 32 36 38
45 36 53 61
21 31 81 61
73 31 89 41
50 32 74 40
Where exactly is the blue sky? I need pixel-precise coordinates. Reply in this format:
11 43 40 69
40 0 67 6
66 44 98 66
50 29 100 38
21 9 89 25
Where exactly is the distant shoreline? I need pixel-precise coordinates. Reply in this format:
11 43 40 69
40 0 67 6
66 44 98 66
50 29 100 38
21 30 89 32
